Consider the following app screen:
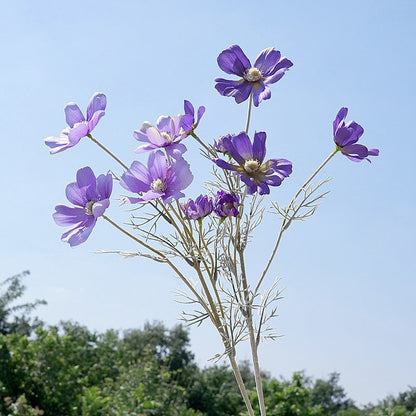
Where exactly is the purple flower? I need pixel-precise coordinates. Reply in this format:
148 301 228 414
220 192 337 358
333 108 379 162
214 191 240 218
45 92 106 154
181 100 206 137
214 135 231 154
213 131 292 195
53 167 112 247
181 195 214 220
120 151 193 204
134 115 186 158
215 45 293 107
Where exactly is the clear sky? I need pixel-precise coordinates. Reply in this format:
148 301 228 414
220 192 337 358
1 0 415 406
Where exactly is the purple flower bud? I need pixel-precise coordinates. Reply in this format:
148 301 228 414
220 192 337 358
214 135 231 153
214 191 240 218
181 194 214 220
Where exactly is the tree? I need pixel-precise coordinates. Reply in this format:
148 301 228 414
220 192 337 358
0 271 46 336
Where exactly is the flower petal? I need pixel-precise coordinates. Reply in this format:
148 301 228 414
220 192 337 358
65 182 87 207
253 47 281 77
68 122 89 144
44 135 73 154
86 92 107 121
96 172 113 199
61 217 96 247
88 110 105 132
252 83 271 107
333 107 348 135
120 161 151 193
92 198 110 218
215 79 252 104
53 205 86 226
64 103 85 127
252 131 267 162
231 132 253 162
217 45 251 76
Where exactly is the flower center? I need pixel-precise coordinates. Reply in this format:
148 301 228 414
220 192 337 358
244 159 260 173
161 132 172 144
150 178 167 193
244 67 262 82
84 201 95 215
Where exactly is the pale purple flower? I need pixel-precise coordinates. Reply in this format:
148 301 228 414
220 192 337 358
53 167 112 247
181 195 214 220
213 131 292 195
45 92 106 154
181 100 206 137
215 45 293 107
333 108 379 162
134 115 186 158
214 191 240 218
120 151 193 204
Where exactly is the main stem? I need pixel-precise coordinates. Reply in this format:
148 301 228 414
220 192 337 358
245 93 253 133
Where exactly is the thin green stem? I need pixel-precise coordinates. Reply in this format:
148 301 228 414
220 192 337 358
255 148 338 294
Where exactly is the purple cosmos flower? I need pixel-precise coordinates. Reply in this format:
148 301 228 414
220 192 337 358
213 131 292 195
181 195 214 220
215 45 293 107
333 108 379 162
45 92 106 154
181 100 206 137
214 191 240 218
120 150 193 204
53 167 112 247
134 115 187 158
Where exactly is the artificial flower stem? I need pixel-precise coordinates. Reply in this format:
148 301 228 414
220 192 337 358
245 92 253 133
256 148 338 294
238 236 267 416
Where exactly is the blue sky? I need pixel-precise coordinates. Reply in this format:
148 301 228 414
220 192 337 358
1 0 415 405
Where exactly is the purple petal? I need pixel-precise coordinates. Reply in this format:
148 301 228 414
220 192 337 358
212 158 236 171
61 217 96 247
333 108 348 135
253 47 281 77
263 69 286 86
64 103 85 127
96 172 113 199
341 143 369 158
53 205 86 226
44 134 73 154
76 167 97 201
65 182 87 207
88 110 105 132
181 114 194 133
217 45 251 76
168 157 193 192
215 79 252 104
252 131 267 162
134 143 158 154
196 106 205 125
68 122 89 144
145 126 167 146
334 127 356 147
148 151 169 180
231 132 253 161
86 92 107 121
267 57 293 77
184 100 194 117
368 148 379 156
252 83 271 107
134 122 153 142
92 199 110 218
120 161 151 193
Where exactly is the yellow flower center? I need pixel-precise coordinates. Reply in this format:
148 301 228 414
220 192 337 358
244 159 260 173
84 201 94 215
150 178 166 193
244 67 262 82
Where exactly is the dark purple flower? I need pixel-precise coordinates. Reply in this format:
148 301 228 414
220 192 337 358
181 100 206 137
215 45 293 107
333 108 379 162
134 115 186 158
53 167 112 247
214 191 240 218
120 151 193 204
181 195 214 220
45 92 106 154
213 131 292 195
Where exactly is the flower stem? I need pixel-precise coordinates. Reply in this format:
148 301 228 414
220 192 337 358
256 148 338 293
245 92 253 133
